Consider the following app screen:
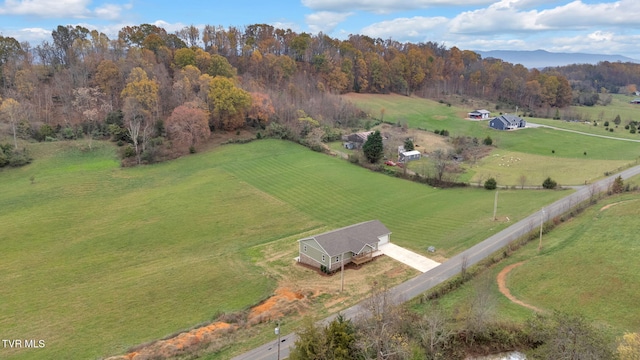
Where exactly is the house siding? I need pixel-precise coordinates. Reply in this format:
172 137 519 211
299 239 328 267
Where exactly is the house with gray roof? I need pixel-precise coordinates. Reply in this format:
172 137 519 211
342 131 374 149
297 220 391 272
489 114 526 130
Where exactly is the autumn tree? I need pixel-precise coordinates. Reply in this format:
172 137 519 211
247 92 275 127
173 48 196 69
208 54 236 78
0 98 21 149
72 87 109 149
121 67 159 163
362 130 383 163
96 60 123 108
166 102 210 152
207 76 251 130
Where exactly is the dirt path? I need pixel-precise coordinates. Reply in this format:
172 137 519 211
496 262 544 313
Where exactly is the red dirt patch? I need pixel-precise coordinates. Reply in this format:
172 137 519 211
109 322 235 360
497 262 544 313
248 288 305 325
108 288 307 359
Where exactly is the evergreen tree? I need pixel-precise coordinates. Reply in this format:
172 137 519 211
363 130 383 163
404 138 414 151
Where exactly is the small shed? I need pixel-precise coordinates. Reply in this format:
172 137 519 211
399 150 421 162
468 109 491 119
630 98 640 104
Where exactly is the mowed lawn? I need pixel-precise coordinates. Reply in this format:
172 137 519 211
1 139 567 359
430 188 640 336
507 193 640 333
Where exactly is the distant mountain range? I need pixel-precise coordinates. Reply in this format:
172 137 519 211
475 49 640 69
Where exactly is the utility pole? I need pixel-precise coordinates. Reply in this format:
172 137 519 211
538 208 545 252
340 252 345 292
493 190 499 221
275 321 281 360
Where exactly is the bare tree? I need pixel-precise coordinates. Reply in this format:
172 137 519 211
430 149 452 184
464 274 496 334
519 174 527 189
418 301 452 357
354 281 408 360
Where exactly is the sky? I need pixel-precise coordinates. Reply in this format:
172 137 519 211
1 0 640 59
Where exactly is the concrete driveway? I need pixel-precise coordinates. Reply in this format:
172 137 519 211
379 243 440 273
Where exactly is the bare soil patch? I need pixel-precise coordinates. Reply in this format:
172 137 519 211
497 262 544 313
378 123 452 155
599 199 637 211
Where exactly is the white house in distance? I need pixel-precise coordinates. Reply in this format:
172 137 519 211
399 150 421 163
468 109 491 119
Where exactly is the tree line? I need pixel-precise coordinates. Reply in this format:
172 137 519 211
0 23 632 164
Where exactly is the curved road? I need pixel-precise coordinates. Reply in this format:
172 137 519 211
232 164 640 360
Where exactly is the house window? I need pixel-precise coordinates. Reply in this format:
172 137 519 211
303 245 307 252
322 255 325 262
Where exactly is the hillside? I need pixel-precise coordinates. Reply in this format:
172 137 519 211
476 49 639 69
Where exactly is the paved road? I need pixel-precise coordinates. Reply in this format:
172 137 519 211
232 165 640 360
528 122 640 143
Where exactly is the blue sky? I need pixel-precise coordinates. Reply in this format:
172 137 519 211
1 0 640 59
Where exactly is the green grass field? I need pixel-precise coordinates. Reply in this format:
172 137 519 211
425 185 640 336
0 139 568 359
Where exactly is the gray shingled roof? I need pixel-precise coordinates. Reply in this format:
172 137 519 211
302 220 391 257
493 114 523 126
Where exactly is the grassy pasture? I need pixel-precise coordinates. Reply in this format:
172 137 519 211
0 139 567 359
571 94 640 123
344 93 640 185
469 150 631 186
430 185 640 335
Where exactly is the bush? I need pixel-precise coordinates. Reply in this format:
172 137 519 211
542 177 557 189
484 178 497 190
60 127 76 140
122 145 136 158
483 136 493 146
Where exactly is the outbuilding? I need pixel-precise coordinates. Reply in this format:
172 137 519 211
399 150 421 162
468 109 491 119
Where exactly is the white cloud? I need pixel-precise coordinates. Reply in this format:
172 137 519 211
0 0 91 17
306 11 352 34
0 0 131 20
361 16 448 40
94 3 130 21
270 21 301 32
536 0 640 28
302 0 492 14
448 3 544 34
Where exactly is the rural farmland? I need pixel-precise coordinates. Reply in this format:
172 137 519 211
0 139 568 359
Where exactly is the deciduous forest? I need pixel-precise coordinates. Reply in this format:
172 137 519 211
0 23 638 164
